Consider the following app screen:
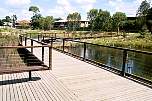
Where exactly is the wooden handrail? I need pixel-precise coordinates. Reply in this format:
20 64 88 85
0 45 51 49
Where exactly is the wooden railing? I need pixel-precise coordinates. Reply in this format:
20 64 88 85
20 34 152 86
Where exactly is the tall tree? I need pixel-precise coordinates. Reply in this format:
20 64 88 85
12 15 17 28
87 9 98 31
29 6 41 29
136 0 150 31
29 6 40 14
146 7 152 33
112 12 127 34
136 0 150 17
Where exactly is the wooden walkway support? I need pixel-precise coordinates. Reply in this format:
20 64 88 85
22 39 152 101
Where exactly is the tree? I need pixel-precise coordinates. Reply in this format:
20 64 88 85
39 16 54 30
3 16 12 26
29 6 41 29
5 16 11 23
136 0 150 17
31 14 42 29
94 9 111 31
0 19 4 26
67 12 81 31
87 9 98 31
103 16 113 32
44 16 54 30
146 7 152 33
29 6 40 14
136 0 150 31
67 14 73 31
12 15 17 28
112 12 127 34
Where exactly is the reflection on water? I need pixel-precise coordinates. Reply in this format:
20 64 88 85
64 43 152 81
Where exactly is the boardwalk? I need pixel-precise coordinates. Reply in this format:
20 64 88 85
25 40 152 101
0 39 152 101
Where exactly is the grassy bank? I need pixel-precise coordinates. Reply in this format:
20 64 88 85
25 30 118 38
85 34 152 51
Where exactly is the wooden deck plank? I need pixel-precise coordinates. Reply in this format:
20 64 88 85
44 71 79 101
6 74 11 101
8 74 16 101
33 71 62 101
0 75 3 101
13 73 25 101
28 72 55 101
18 72 30 101
22 72 45 101
36 70 76 101
2 74 7 101
11 74 20 101
39 70 79 101
32 72 55 101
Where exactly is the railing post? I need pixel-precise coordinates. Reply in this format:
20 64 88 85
19 35 22 45
121 50 127 76
43 35 45 41
48 37 53 70
30 33 31 38
83 42 86 60
42 46 44 62
41 33 43 40
38 34 40 41
49 46 52 70
63 38 65 52
29 71 32 80
55 33 57 39
25 37 27 46
31 39 33 53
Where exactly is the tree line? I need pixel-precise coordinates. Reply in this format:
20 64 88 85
66 0 152 33
0 0 151 33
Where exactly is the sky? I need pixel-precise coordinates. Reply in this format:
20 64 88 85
0 0 151 20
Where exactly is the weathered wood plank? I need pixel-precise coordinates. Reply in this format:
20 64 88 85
0 75 3 101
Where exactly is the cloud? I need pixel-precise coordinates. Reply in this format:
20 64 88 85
74 0 97 12
45 0 77 19
18 9 33 20
5 0 31 6
76 0 96 4
0 8 9 19
108 0 148 16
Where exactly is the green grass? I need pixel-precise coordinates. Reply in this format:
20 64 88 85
86 34 152 51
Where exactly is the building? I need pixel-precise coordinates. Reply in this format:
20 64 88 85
53 19 89 29
15 20 31 29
